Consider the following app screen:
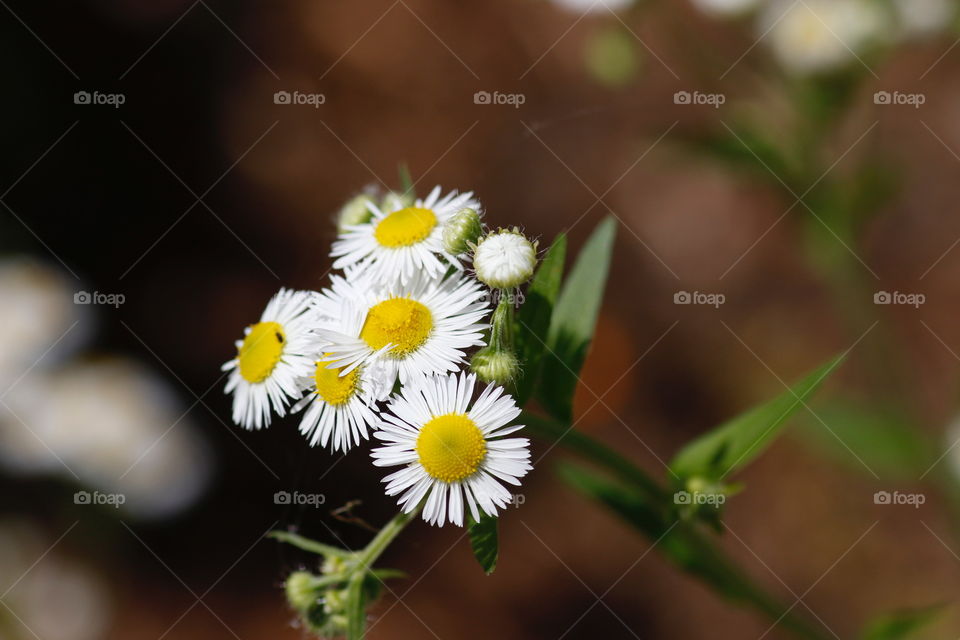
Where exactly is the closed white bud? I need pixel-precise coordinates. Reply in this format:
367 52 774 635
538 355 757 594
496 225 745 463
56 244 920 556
336 193 375 232
442 208 483 255
473 229 537 289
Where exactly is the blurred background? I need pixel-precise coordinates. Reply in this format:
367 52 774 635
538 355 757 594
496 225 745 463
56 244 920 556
2 0 960 638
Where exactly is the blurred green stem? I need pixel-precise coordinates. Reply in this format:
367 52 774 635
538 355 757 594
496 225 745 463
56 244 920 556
525 412 831 640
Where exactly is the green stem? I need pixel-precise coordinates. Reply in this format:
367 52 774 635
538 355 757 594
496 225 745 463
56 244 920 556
269 531 353 557
489 294 515 353
354 507 419 572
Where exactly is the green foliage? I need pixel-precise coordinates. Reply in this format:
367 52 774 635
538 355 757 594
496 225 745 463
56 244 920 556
584 26 640 87
797 400 934 481
861 605 946 640
468 514 499 575
670 356 843 481
268 530 351 557
345 573 366 639
514 234 567 403
537 217 617 421
559 463 831 640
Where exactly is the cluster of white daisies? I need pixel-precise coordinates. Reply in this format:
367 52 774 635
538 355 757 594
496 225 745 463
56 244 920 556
222 186 537 527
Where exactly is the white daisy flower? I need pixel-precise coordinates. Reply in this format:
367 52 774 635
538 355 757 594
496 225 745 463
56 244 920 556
371 372 532 527
316 270 489 387
222 289 316 430
292 303 393 452
330 185 480 285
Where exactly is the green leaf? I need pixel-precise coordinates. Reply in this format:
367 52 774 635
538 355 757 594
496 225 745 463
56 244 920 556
468 514 499 575
514 234 567 403
560 462 831 640
268 531 352 557
537 217 617 421
345 573 366 640
861 604 945 640
797 400 934 481
679 124 798 189
670 356 843 480
398 163 413 197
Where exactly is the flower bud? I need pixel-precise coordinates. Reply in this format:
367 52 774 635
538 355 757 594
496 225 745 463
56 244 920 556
473 229 537 289
470 347 520 385
336 193 375 232
285 571 321 612
380 191 415 213
442 207 483 255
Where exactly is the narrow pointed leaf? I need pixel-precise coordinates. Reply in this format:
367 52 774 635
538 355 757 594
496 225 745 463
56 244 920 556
670 356 843 480
537 217 617 421
514 234 567 403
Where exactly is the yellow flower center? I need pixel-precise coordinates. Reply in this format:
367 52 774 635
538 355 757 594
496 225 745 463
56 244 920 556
373 207 437 248
314 357 359 406
360 297 433 357
238 321 285 383
416 413 487 483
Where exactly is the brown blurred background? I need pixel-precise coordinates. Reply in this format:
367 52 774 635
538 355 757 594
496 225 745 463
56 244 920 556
2 0 960 638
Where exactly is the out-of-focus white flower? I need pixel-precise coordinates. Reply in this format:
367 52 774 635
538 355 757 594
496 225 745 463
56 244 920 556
336 191 376 232
0 258 86 386
759 0 888 74
690 0 760 18
893 0 954 38
0 520 111 640
0 359 210 519
548 0 632 13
